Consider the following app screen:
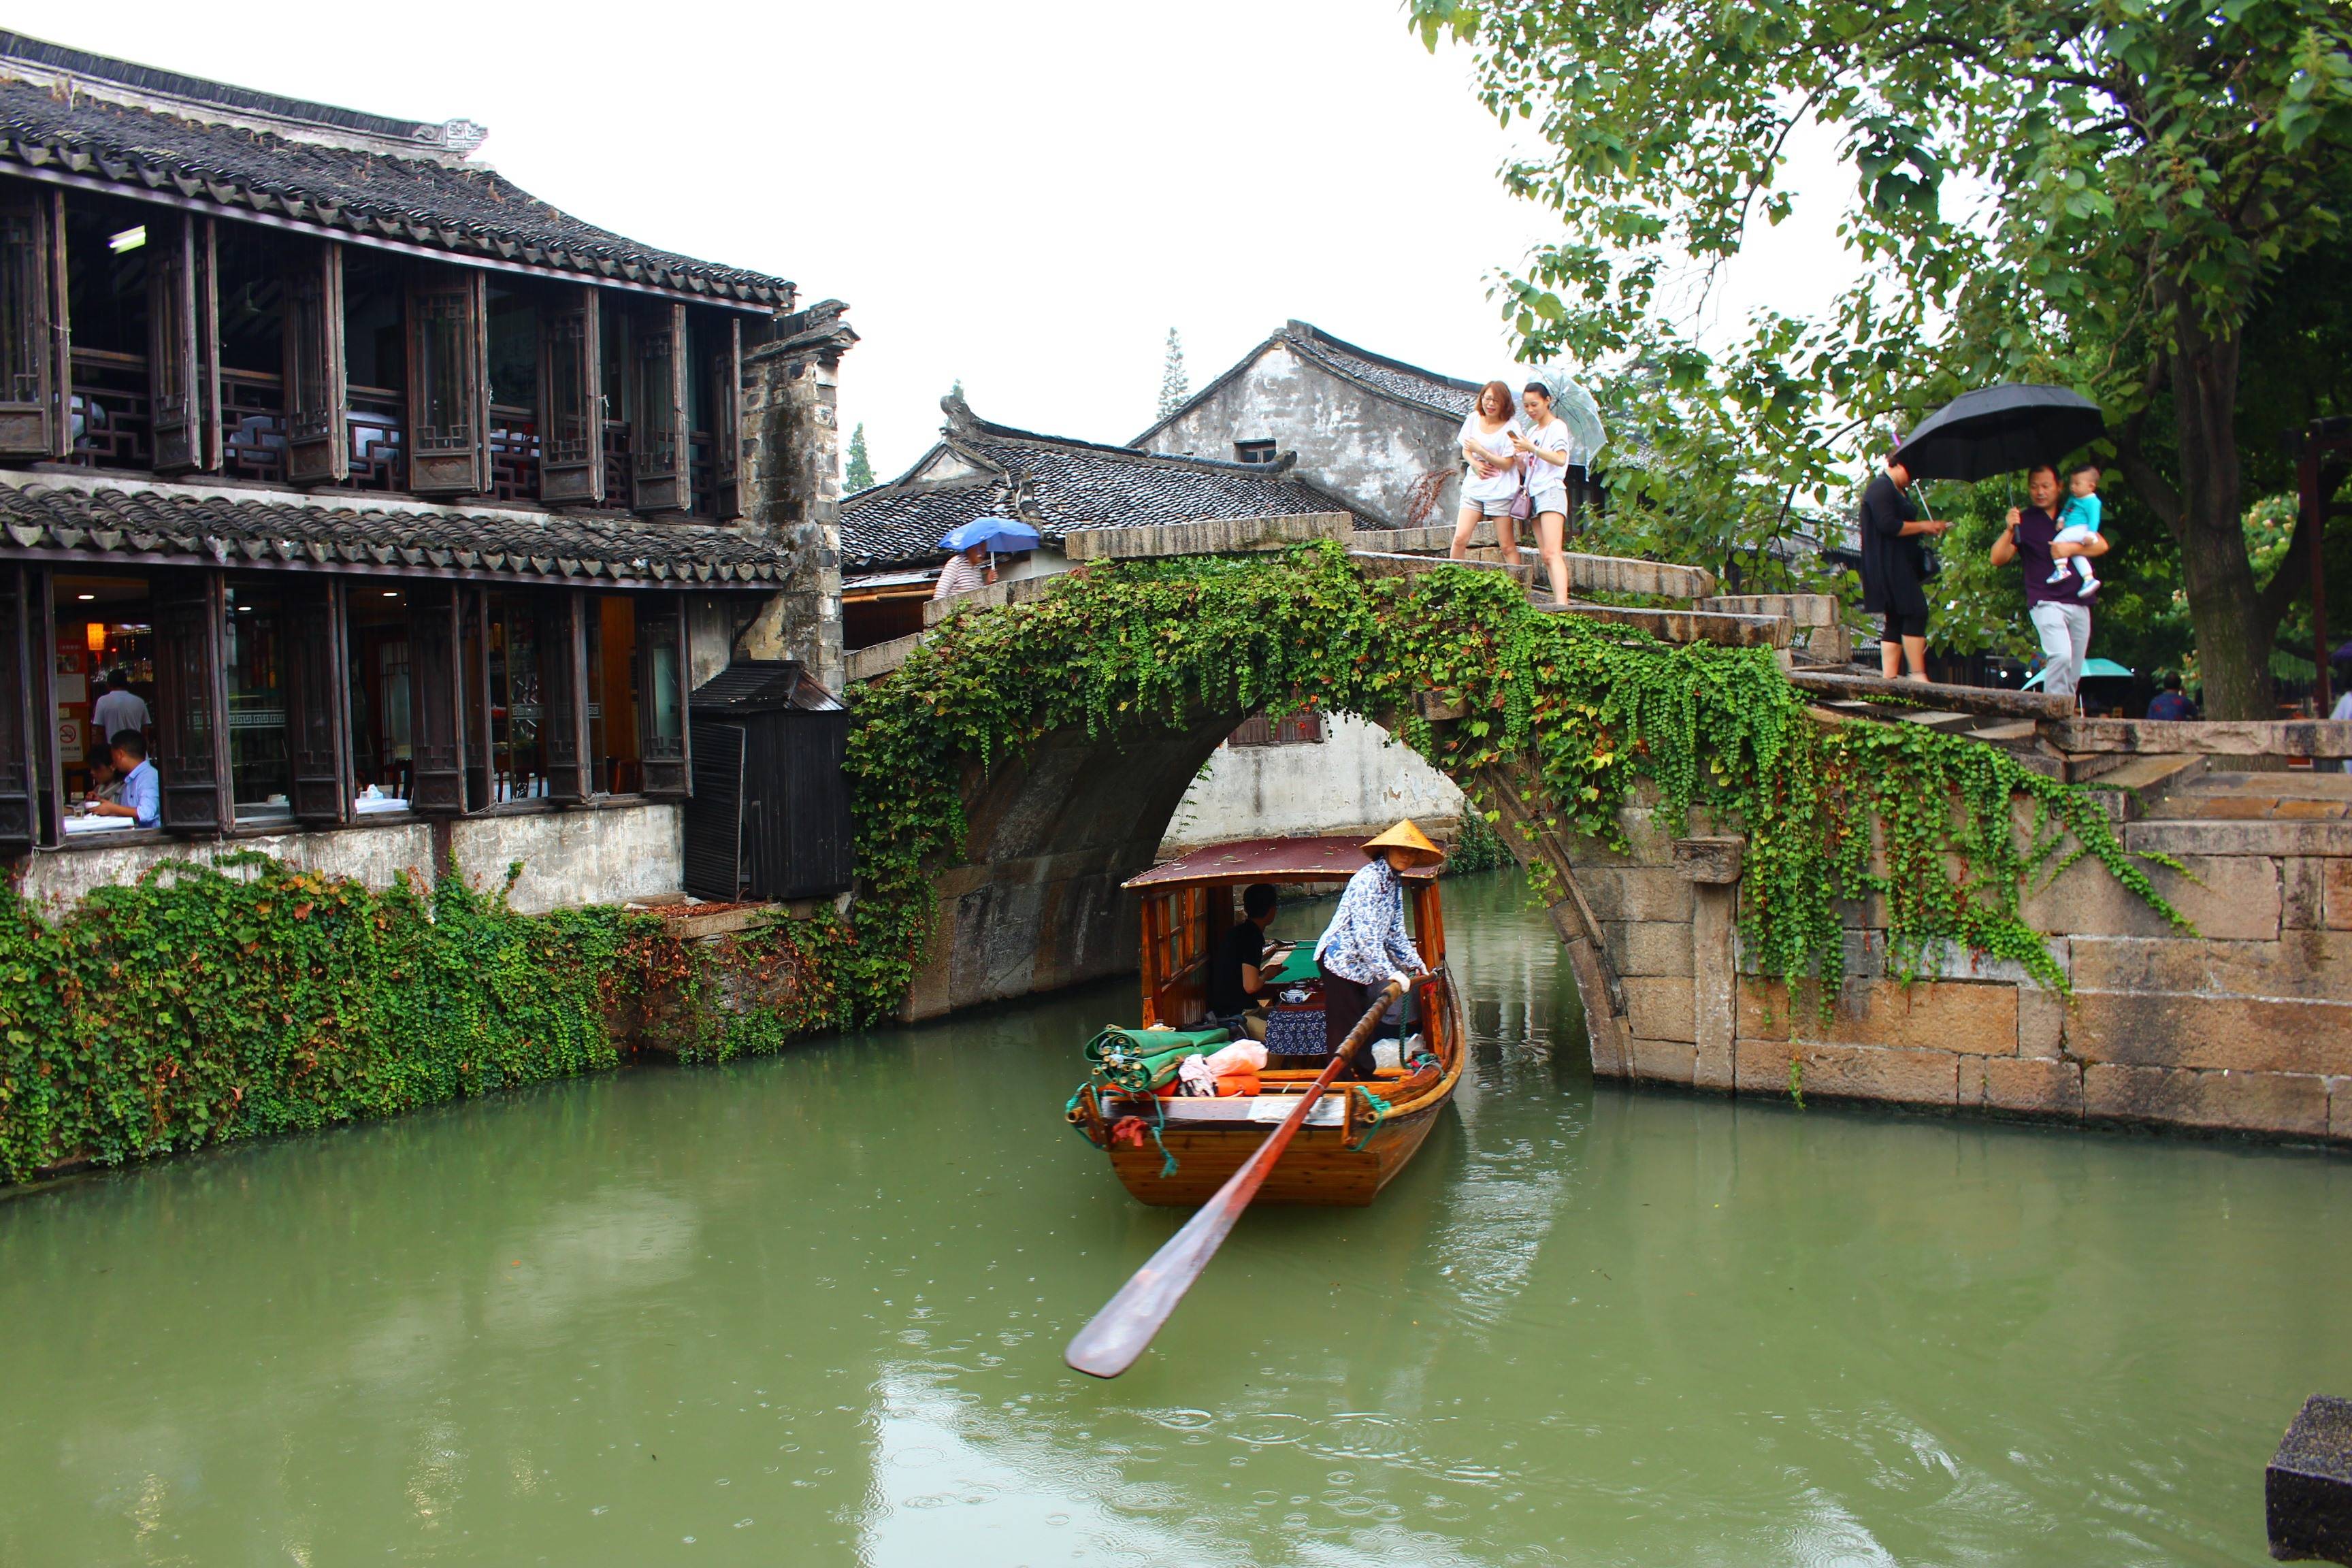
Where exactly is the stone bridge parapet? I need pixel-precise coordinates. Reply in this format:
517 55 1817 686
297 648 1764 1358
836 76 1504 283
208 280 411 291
1513 767 2351 1144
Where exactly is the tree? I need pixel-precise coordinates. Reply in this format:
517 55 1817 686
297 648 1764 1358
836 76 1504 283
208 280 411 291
845 423 876 493
1414 0 2352 717
1158 329 1190 420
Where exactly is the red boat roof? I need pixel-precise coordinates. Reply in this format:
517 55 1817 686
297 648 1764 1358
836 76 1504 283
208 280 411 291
1122 835 1441 891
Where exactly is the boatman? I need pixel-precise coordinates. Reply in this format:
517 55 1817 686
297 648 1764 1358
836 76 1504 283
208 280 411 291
1313 820 1444 1079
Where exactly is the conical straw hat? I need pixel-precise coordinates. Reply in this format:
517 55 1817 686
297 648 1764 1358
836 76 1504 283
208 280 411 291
1361 818 1444 867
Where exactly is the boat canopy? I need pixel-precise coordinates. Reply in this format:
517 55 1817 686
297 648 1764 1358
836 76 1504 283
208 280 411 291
1122 836 1441 892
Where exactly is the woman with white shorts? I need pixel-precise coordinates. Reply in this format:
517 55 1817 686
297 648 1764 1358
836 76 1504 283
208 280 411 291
1450 380 1524 566
1511 382 1575 606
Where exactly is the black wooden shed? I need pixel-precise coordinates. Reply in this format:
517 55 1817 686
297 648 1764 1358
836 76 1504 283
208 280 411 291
683 662 853 902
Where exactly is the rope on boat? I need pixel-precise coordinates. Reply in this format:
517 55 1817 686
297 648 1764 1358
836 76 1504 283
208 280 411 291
1345 1085 1392 1152
1146 1094 1177 1178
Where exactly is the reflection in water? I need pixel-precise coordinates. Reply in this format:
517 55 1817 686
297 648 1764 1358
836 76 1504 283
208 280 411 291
0 869 2345 1567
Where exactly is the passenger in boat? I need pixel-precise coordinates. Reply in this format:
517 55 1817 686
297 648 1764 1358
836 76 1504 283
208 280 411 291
1313 820 1443 1078
1208 883 1284 1041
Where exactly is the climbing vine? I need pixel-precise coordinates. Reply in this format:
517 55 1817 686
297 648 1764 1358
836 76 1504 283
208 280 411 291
843 542 2176 1011
0 542 2177 1183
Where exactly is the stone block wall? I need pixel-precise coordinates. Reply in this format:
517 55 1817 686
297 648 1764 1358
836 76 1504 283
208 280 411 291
740 299 857 693
1582 772 2352 1146
17 802 686 918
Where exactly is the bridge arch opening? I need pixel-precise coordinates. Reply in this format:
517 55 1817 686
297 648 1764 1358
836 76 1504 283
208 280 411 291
891 699 1631 1076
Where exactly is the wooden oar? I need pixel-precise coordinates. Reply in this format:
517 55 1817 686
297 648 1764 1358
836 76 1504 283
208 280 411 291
1064 979 1403 1379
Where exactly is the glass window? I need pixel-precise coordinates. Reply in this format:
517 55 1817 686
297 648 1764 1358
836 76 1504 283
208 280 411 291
485 591 548 800
216 223 288 484
62 192 154 470
225 583 291 821
587 594 640 794
345 587 412 811
342 248 405 491
51 573 153 810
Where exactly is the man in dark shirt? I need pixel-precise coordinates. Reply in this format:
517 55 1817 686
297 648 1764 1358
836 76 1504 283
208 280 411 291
2146 674 2198 722
1859 455 1949 681
1208 883 1284 1041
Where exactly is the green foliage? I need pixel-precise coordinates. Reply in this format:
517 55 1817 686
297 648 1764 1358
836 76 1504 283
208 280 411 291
1415 0 2352 715
1158 328 1190 421
0 854 631 1183
1 549 2180 1183
844 423 876 493
1444 806 1515 876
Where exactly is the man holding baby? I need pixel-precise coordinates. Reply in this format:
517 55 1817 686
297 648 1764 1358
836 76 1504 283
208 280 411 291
1990 461 2110 702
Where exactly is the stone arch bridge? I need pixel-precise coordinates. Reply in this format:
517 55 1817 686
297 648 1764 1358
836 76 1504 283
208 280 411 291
846 521 2352 1145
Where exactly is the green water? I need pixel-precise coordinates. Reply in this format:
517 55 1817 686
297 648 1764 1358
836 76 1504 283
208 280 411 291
2 870 2345 1567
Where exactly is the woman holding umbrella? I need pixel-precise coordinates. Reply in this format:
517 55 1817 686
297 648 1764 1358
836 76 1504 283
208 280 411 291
1859 452 1950 681
932 515 1042 600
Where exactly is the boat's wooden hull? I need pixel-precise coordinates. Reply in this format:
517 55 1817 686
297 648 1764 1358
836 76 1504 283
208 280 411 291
1092 981 1465 1208
1107 1099 1445 1206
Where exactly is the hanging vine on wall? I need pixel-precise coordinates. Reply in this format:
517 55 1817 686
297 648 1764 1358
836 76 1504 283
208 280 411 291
0 542 2178 1183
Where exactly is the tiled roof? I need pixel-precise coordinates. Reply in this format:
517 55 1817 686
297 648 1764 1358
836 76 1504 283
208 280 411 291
840 476 1016 572
1132 321 1482 446
0 476 792 585
0 33 791 305
840 397 1375 571
1281 325 1481 419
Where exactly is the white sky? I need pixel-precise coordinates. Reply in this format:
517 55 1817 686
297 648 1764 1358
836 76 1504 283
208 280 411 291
35 1 1862 481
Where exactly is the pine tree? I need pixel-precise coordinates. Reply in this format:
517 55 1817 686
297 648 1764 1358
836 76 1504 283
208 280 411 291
1156 329 1189 419
844 423 875 492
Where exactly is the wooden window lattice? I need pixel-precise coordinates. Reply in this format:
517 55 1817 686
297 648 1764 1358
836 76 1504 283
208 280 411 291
1228 709 1325 748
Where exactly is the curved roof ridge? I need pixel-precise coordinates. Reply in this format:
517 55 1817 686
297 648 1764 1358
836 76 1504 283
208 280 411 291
950 395 1296 476
0 29 473 156
1283 321 1484 398
0 38 794 303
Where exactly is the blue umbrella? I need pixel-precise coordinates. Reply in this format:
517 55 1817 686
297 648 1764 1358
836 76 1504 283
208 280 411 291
2024 657 2132 688
939 516 1040 554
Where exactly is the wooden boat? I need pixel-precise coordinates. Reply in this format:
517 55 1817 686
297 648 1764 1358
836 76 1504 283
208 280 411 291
1066 836 1465 1208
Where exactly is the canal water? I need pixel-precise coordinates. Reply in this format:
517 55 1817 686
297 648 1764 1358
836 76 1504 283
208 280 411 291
1 870 2345 1567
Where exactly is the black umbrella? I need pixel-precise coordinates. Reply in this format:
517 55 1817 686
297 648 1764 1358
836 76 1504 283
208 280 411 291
1892 384 2106 482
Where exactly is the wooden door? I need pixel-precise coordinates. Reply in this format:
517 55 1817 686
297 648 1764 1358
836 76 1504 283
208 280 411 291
0 192 59 458
0 566 35 851
710 315 742 520
283 240 348 484
632 301 687 512
284 578 348 823
635 596 689 797
406 269 489 495
148 214 204 474
405 582 467 813
152 570 230 833
536 286 603 504
536 590 591 802
681 721 745 900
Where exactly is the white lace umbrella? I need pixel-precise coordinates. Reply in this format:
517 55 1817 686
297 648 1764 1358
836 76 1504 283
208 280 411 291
1506 368 1607 466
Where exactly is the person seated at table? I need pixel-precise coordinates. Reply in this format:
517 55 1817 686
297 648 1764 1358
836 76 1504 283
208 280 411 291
82 755 123 806
84 731 159 828
1208 883 1285 1041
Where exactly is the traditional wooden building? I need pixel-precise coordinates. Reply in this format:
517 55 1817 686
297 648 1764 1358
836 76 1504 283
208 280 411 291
839 392 1369 645
0 34 853 908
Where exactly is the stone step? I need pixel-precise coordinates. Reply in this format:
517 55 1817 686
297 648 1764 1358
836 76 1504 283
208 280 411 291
1535 600 1791 649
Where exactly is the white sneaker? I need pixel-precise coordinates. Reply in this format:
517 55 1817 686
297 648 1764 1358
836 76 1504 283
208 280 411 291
2047 565 2072 584
2075 574 2099 599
